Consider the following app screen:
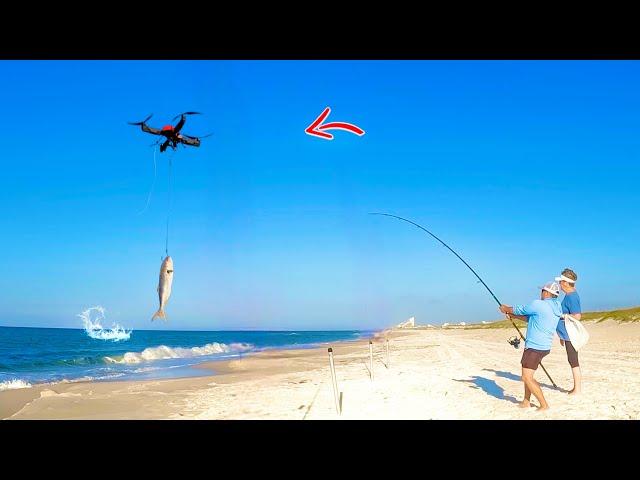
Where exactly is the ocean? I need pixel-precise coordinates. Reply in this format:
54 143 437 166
0 326 368 391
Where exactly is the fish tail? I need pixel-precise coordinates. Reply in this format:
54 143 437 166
151 309 166 321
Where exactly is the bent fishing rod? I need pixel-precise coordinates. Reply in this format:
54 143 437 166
369 212 557 388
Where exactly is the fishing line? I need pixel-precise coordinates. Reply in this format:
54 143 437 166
136 145 157 216
369 212 557 388
165 150 175 257
370 213 501 305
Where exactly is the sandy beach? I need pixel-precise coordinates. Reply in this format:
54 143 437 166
2 320 640 420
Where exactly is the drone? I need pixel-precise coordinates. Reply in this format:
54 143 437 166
128 111 212 152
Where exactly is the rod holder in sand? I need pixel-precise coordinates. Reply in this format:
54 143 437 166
369 340 374 380
328 348 341 415
386 338 390 368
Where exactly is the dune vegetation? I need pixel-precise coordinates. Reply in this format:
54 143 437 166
464 306 640 329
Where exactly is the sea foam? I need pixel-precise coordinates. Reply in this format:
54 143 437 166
0 379 32 391
105 342 253 364
78 306 131 341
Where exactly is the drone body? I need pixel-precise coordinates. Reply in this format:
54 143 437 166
128 112 211 152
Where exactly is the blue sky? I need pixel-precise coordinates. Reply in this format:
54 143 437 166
0 60 638 330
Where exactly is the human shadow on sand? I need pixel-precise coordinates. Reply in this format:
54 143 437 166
482 368 569 392
453 376 520 404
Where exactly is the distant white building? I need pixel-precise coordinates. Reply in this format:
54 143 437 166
442 322 450 327
459 322 466 326
396 316 415 328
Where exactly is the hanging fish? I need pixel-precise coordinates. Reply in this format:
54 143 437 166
152 256 174 321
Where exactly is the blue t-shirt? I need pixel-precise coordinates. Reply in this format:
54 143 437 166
513 298 563 351
556 291 581 341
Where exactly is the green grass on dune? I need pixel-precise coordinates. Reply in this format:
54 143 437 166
465 306 640 329
580 306 640 323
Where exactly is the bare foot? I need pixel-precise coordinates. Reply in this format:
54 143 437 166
537 405 550 411
518 400 531 409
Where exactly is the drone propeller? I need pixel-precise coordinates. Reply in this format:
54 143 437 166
172 111 202 122
128 113 153 126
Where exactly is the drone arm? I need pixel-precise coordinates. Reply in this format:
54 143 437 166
171 112 201 134
173 115 186 133
178 135 201 147
141 123 163 135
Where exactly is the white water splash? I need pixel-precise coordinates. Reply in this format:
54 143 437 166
0 379 32 391
78 306 131 341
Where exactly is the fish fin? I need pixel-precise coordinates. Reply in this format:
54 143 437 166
151 309 165 321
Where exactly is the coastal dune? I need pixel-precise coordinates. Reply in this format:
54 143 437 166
2 321 639 419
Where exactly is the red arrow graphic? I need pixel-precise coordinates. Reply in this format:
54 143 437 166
305 107 365 140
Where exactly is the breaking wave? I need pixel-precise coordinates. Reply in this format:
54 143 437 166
79 306 131 341
0 379 32 391
105 342 253 364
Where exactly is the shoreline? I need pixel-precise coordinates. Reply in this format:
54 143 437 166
0 330 375 383
3 321 639 419
0 329 389 419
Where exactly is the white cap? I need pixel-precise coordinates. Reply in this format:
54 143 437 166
555 274 576 284
539 281 560 296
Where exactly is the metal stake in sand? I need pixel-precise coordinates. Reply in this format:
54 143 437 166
369 340 374 380
369 212 558 389
328 348 341 415
386 338 390 368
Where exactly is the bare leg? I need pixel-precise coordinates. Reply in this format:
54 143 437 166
519 372 532 408
522 368 549 411
569 367 582 395
565 342 581 395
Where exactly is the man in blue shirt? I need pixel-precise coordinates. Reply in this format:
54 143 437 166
499 281 563 411
555 268 582 395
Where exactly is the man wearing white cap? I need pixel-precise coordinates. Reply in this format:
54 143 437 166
555 268 582 395
499 281 563 411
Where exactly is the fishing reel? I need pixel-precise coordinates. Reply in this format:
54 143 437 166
507 336 521 349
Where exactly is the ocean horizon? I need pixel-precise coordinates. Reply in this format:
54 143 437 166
0 325 372 391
